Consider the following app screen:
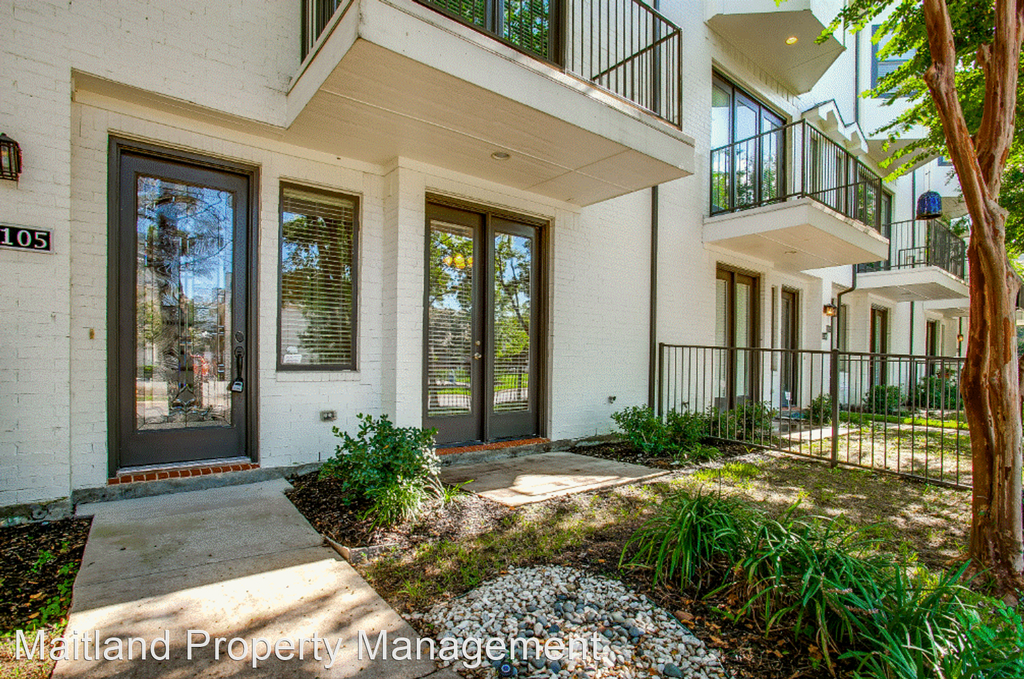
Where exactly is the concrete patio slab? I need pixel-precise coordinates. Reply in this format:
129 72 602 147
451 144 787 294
441 451 667 507
52 480 444 678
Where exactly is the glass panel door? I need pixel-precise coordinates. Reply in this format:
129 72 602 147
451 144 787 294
425 203 541 445
117 152 250 468
780 290 798 407
426 206 483 444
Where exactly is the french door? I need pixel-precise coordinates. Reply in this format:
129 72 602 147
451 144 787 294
113 148 253 469
715 268 759 409
870 306 889 387
424 201 542 445
779 289 799 407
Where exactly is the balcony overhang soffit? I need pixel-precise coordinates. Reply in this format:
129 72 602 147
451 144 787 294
282 0 695 206
706 0 846 94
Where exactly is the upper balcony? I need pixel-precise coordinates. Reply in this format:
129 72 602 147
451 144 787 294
703 120 890 272
706 0 846 94
287 0 695 205
855 218 969 302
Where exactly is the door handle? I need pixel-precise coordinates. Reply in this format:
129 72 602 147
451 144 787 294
473 352 482 360
231 345 245 393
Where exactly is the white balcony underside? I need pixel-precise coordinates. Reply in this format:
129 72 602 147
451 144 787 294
286 0 695 206
857 267 969 302
706 0 845 94
924 298 970 318
703 198 889 272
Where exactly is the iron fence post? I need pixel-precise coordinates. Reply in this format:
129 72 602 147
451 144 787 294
830 348 840 468
658 342 665 418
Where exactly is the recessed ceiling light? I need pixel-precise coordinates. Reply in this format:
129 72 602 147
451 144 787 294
786 36 799 45
491 151 511 161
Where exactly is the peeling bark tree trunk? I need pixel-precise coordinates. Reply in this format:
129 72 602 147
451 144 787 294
922 0 1024 596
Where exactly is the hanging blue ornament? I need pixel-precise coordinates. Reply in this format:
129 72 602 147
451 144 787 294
916 191 942 219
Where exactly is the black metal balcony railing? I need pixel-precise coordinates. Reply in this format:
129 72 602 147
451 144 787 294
710 120 887 232
301 0 682 127
856 218 967 280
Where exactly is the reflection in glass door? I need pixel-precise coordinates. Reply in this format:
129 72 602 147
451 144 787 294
779 290 798 407
715 268 759 409
116 151 250 468
425 203 540 445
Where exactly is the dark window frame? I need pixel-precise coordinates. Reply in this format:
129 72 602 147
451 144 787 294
276 182 360 372
711 72 788 214
871 25 914 97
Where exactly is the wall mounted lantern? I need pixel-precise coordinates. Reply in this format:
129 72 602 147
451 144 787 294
823 303 838 317
0 134 22 182
957 333 964 345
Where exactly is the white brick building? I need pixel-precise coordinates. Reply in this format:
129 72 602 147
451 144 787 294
0 0 968 510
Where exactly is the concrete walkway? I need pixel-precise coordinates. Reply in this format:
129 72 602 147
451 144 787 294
54 480 450 678
441 451 667 507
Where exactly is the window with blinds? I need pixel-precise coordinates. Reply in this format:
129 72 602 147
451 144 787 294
278 184 358 370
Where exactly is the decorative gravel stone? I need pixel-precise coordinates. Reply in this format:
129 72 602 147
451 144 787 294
411 565 729 679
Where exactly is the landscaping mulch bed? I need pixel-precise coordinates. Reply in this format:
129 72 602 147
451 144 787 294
1 517 92 679
568 440 752 469
287 471 510 549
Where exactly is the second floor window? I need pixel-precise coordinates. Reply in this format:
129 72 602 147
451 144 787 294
711 74 785 213
871 26 915 96
278 184 358 370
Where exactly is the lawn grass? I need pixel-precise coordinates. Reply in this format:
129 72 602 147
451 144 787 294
839 411 969 430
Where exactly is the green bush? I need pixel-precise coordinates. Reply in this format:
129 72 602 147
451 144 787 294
807 393 833 426
911 374 961 410
319 413 440 527
620 489 748 591
611 405 715 461
611 405 667 456
864 384 904 415
705 401 776 443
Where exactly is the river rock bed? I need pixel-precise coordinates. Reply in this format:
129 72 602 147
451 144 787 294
411 565 729 679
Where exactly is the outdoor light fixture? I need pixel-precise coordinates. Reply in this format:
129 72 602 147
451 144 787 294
491 151 510 161
957 333 964 344
786 36 799 45
0 133 22 182
823 303 838 317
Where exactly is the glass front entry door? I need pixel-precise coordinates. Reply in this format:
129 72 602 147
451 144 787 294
115 151 251 468
425 202 540 445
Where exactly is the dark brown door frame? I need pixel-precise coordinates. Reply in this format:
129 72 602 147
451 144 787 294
716 266 760 409
107 137 260 476
870 305 890 387
423 195 547 445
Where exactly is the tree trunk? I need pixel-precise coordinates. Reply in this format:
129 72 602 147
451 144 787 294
921 0 1024 596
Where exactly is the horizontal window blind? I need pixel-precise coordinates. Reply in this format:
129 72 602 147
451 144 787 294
279 185 357 369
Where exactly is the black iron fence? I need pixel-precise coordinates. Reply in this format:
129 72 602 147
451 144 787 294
710 120 887 232
856 218 967 280
659 344 969 489
301 0 681 126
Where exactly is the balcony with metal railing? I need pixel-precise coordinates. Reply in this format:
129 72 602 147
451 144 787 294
855 218 969 302
289 0 694 206
703 120 890 272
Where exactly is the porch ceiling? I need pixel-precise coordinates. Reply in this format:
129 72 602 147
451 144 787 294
924 297 970 318
857 267 969 303
703 198 890 272
706 1 845 94
286 0 695 206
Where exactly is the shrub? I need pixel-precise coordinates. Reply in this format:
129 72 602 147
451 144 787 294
807 393 833 426
620 489 748 591
863 384 904 415
319 413 440 527
611 405 667 456
612 405 714 460
705 401 776 443
911 374 961 410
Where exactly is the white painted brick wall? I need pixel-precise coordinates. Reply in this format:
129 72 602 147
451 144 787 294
2 0 948 506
